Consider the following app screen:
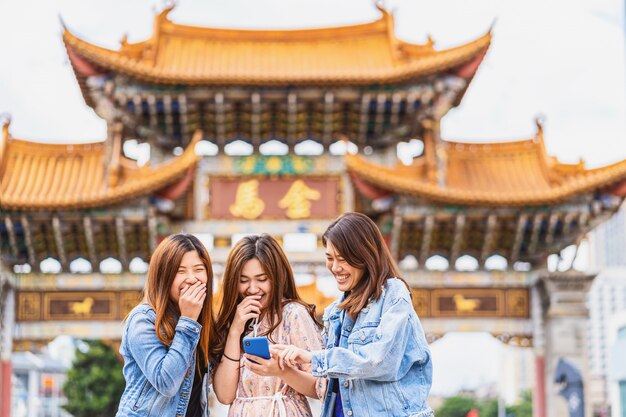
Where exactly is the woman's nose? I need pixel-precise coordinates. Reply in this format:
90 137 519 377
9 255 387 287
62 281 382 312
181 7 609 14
331 262 342 274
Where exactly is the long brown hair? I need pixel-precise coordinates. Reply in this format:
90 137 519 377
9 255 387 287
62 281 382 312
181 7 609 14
210 234 320 366
143 234 214 373
323 212 406 319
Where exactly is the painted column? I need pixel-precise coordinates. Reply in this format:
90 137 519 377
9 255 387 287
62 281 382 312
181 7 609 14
531 281 547 417
0 270 16 417
539 272 595 417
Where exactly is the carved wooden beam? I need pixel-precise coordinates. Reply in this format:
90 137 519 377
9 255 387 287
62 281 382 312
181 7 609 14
215 92 226 147
251 92 261 149
527 213 544 257
163 94 174 138
374 93 386 137
449 214 466 265
115 216 129 270
52 215 68 270
510 213 529 263
147 94 158 130
20 214 36 267
358 93 370 145
480 214 498 265
420 214 435 264
390 92 402 128
147 210 158 253
287 93 297 148
133 95 143 120
390 214 404 260
178 94 189 143
562 212 577 236
83 216 98 269
545 212 560 247
323 92 334 147
3 215 18 259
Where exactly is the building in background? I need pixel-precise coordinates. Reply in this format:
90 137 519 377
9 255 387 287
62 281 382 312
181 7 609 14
2 4 626 417
588 207 626 416
607 311 626 417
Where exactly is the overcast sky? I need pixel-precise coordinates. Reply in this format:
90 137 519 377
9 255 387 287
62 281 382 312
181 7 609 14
1 0 624 397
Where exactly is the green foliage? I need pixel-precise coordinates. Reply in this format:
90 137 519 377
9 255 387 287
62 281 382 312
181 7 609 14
436 396 479 417
437 390 532 417
506 390 533 417
62 340 125 417
479 398 498 417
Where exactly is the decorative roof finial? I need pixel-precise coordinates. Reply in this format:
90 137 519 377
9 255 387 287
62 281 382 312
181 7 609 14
375 1 389 15
0 113 11 135
157 0 176 21
534 114 545 138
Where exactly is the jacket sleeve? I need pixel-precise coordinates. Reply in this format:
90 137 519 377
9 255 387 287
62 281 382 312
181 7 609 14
126 312 201 397
310 296 427 382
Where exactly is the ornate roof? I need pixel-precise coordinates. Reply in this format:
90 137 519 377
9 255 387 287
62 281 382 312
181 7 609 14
62 5 491 86
347 126 626 206
0 122 202 210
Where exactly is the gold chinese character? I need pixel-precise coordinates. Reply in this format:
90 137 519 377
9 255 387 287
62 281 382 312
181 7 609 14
230 179 265 219
279 180 321 219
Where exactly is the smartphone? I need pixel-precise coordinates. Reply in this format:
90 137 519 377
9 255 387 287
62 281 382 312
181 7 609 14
242 336 271 360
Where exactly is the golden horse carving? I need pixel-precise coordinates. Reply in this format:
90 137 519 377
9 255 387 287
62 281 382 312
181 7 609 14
453 294 481 312
70 297 94 315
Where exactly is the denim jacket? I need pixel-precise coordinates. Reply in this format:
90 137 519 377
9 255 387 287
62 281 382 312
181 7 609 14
311 278 434 417
115 303 210 417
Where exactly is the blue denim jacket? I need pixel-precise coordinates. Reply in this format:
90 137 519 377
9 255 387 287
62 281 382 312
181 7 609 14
115 303 210 417
311 278 434 417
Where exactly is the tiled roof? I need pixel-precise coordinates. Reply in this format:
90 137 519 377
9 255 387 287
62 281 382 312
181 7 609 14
346 131 626 206
0 123 201 210
62 5 491 86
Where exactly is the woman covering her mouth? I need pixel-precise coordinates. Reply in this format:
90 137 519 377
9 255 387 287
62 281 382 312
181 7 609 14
115 234 214 417
272 212 434 417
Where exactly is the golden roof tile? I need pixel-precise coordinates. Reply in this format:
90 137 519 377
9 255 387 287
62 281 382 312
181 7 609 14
346 132 626 206
0 125 202 210
62 6 491 86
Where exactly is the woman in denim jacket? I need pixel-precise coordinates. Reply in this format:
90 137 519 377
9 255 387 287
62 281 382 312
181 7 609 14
274 212 434 417
115 234 214 417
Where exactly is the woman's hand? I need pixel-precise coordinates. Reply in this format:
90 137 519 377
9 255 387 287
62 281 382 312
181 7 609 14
230 295 262 336
243 352 284 377
271 344 313 370
179 280 206 322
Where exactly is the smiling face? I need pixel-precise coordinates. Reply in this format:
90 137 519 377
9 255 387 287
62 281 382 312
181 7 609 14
169 250 208 303
325 240 364 292
238 258 272 309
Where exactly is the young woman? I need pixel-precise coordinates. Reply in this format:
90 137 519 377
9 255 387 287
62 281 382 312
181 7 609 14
115 234 213 417
210 234 326 417
273 212 434 417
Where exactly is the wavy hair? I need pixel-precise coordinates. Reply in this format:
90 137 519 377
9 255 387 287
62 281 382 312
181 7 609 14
143 234 214 373
210 234 320 366
323 212 407 319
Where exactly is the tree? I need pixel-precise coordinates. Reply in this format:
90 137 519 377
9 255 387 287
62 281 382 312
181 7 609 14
437 396 480 417
506 390 532 417
62 340 125 417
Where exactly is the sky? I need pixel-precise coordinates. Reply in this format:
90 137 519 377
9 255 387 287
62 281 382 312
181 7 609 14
1 0 625 398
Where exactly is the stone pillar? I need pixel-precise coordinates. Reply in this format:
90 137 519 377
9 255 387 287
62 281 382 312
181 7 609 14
538 271 595 417
0 269 16 417
531 282 547 417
